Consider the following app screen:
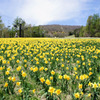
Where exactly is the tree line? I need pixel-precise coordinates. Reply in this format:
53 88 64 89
0 14 100 38
74 14 100 37
0 17 45 38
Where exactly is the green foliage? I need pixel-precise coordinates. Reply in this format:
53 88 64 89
13 17 26 37
74 28 81 37
13 17 26 30
86 14 100 37
8 27 16 38
0 16 45 38
0 16 4 29
24 25 44 37
1 14 100 38
0 16 81 38
0 16 5 37
75 14 100 37
95 32 100 37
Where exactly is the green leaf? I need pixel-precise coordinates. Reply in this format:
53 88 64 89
38 89 45 94
41 92 47 99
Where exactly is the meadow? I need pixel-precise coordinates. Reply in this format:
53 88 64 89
0 38 100 100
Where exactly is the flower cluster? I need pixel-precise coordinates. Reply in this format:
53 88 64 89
0 38 100 99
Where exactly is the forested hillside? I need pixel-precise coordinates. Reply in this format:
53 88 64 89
40 25 81 37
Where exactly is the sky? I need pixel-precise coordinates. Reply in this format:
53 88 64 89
0 0 100 27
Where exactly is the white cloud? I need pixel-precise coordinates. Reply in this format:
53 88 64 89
0 0 93 25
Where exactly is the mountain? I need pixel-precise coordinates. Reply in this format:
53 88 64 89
40 24 81 37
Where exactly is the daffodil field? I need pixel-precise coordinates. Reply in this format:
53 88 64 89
0 38 100 100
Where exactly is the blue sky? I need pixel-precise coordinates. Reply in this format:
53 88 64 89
0 0 100 27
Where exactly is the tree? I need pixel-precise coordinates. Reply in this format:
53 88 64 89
86 14 100 37
24 24 32 37
8 27 16 37
0 16 5 37
33 26 44 37
86 15 93 36
13 17 26 37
